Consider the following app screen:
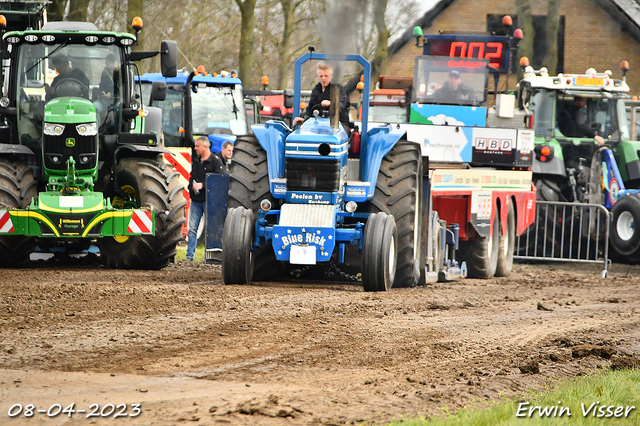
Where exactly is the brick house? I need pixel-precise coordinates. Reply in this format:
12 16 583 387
379 0 640 97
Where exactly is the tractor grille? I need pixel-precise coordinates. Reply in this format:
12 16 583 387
286 158 341 192
42 125 97 171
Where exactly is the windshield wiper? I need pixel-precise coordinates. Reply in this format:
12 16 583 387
25 41 70 76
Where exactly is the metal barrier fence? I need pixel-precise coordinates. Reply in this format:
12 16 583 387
515 201 611 278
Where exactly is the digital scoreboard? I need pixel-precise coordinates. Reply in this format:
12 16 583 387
425 35 510 73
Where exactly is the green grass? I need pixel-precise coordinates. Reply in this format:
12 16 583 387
385 368 640 426
174 244 205 262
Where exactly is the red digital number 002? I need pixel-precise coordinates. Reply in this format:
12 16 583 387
448 42 503 68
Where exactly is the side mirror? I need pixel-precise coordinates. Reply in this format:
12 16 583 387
160 40 177 78
150 80 167 103
283 89 294 109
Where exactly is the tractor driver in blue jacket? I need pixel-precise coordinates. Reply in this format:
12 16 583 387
293 63 350 133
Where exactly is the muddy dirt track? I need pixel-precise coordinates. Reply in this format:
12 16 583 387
1 259 639 425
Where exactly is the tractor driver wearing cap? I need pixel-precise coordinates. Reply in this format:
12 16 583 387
433 70 475 104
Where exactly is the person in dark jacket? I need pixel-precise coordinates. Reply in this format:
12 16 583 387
215 141 234 175
185 136 223 261
45 54 90 100
292 63 350 132
432 70 475 104
98 53 119 100
558 96 605 144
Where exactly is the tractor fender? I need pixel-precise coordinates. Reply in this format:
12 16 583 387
532 138 566 177
209 133 237 153
114 144 170 163
0 143 35 156
362 126 407 199
251 121 289 182
532 156 566 177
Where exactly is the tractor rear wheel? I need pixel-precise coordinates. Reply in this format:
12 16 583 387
495 200 515 277
98 157 186 269
362 212 397 292
228 135 282 281
458 206 500 278
0 158 38 266
369 140 423 288
222 207 254 285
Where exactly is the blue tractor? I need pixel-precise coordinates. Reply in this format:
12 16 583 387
222 52 426 291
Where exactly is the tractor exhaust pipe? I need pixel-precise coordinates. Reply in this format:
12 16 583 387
330 84 340 129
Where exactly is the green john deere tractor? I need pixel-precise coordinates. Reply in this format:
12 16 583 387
0 18 186 268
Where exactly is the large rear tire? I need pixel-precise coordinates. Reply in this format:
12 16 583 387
610 195 640 256
0 158 38 266
459 206 499 279
362 213 397 292
222 207 254 285
98 157 186 269
228 135 281 281
369 140 422 288
495 200 515 277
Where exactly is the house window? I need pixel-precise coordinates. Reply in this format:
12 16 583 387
487 14 565 73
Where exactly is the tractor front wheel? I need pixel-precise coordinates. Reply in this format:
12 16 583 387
228 135 282 281
369 140 422 287
610 195 640 257
362 212 397 292
98 157 186 269
0 158 38 266
222 207 254 285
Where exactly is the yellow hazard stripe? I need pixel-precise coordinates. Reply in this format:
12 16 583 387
82 211 133 237
10 211 60 237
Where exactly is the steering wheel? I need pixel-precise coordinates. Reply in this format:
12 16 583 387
310 103 330 118
53 78 86 98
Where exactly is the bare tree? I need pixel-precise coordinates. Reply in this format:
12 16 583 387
275 0 295 89
67 0 90 21
372 0 389 83
48 0 66 21
544 0 562 74
515 0 534 78
88 0 127 32
235 0 258 88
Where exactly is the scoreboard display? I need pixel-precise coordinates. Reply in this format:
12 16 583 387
426 35 510 73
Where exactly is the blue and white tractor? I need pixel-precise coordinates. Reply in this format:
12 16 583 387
222 52 427 291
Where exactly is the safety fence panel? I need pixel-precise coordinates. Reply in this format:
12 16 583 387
514 201 611 277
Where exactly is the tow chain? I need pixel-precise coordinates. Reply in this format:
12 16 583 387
289 265 313 279
329 259 361 282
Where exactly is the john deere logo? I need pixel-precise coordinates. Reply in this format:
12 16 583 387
65 138 75 147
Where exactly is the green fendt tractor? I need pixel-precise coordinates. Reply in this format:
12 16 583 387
0 17 186 268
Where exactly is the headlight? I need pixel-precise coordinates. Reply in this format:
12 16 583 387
76 123 97 136
0 97 9 108
260 199 272 211
43 123 65 136
345 201 357 213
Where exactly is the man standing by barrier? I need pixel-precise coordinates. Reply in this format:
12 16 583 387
185 136 223 261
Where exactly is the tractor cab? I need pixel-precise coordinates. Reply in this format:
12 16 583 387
139 69 249 149
8 35 126 153
413 56 488 107
519 66 630 144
